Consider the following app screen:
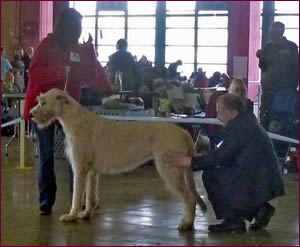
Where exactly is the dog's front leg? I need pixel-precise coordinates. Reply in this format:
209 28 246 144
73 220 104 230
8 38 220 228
60 168 87 222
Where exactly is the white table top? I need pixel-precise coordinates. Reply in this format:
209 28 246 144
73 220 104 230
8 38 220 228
101 115 299 145
2 93 26 99
103 115 223 125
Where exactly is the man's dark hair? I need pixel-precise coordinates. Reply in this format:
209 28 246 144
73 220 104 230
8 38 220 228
53 8 82 50
13 54 21 61
116 39 128 50
217 94 245 113
273 21 285 31
1 47 3 52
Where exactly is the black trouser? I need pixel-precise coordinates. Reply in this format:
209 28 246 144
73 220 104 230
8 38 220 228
33 124 73 208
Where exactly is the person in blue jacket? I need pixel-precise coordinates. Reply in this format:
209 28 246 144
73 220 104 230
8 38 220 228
166 94 285 233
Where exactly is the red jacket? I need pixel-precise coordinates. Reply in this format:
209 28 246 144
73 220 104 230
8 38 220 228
24 34 112 121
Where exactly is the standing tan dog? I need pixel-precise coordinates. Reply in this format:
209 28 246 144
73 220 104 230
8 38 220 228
30 88 207 230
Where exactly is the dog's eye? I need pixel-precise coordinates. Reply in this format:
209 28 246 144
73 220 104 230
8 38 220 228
39 101 46 107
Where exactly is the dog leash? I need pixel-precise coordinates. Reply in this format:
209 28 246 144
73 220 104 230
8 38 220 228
194 129 203 148
64 66 70 92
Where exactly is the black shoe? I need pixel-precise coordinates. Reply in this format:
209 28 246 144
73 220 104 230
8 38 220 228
39 205 52 215
250 204 275 231
208 219 246 233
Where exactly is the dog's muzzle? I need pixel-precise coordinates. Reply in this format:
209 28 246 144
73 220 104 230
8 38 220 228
29 104 39 118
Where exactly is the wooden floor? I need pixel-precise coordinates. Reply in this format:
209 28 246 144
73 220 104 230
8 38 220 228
1 136 299 246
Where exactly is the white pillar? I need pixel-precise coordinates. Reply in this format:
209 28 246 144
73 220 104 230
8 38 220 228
19 100 25 169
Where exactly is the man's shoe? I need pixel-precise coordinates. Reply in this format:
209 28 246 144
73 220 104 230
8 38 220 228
39 205 52 215
208 219 246 233
250 204 275 231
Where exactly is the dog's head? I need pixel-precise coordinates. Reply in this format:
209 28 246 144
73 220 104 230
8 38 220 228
30 88 70 128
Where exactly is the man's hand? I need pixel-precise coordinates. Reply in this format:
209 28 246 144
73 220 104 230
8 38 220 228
65 65 71 75
83 33 93 46
256 49 262 58
110 84 118 93
165 152 192 168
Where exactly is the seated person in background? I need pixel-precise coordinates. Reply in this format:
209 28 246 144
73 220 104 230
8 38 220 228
221 73 231 88
228 78 253 113
3 67 25 93
209 71 222 87
137 55 152 73
2 69 15 93
193 68 209 88
133 55 137 63
22 46 34 91
166 94 285 233
2 69 22 116
11 47 25 78
108 39 140 93
167 59 182 80
205 78 253 143
1 47 12 80
11 54 25 87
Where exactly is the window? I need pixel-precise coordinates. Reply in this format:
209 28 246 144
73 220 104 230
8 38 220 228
274 1 299 14
127 1 156 15
71 1 228 77
166 1 196 15
71 1 156 64
165 2 229 78
97 6 126 63
274 1 299 46
69 1 97 43
69 1 96 16
165 2 196 78
127 1 156 62
197 10 228 77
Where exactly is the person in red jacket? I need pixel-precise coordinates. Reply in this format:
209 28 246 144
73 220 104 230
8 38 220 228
24 8 112 215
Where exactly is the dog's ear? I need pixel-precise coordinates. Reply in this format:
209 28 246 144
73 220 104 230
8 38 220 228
56 95 69 105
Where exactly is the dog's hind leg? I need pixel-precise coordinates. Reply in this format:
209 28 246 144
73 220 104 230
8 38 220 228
94 174 100 211
155 159 196 231
78 170 97 219
60 166 88 222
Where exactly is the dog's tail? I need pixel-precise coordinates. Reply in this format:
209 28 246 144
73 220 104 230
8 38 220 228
184 169 207 213
183 132 207 213
183 131 196 157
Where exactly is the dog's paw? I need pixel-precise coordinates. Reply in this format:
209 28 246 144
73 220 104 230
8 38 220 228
60 214 77 222
178 222 194 231
77 210 91 219
93 205 100 214
94 203 100 211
